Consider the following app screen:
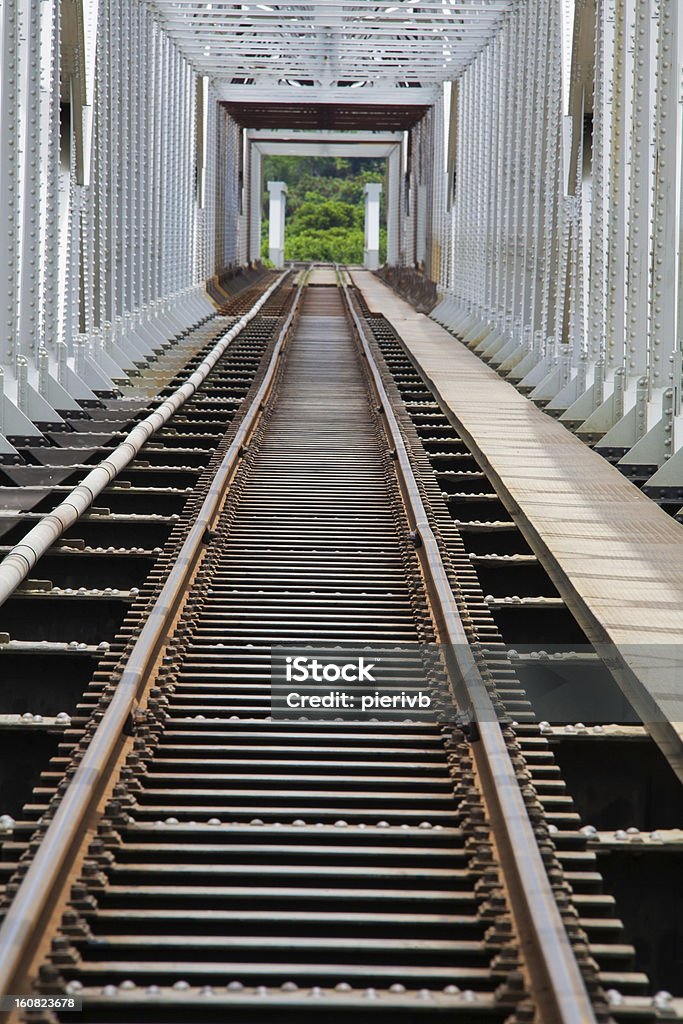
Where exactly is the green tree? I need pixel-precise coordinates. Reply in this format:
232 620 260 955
261 155 387 264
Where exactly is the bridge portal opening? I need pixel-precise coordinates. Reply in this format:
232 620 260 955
261 156 386 267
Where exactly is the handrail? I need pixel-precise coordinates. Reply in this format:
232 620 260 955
0 272 288 609
0 272 306 1002
337 269 598 1024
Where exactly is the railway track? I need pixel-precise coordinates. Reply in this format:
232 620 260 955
0 271 676 1022
0 269 288 808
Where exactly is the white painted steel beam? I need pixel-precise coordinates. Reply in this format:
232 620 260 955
149 0 515 91
248 130 402 143
252 143 399 157
432 0 683 487
4 0 683 487
0 0 241 453
214 83 441 105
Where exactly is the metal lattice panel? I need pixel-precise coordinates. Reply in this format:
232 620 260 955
148 0 516 92
433 0 683 485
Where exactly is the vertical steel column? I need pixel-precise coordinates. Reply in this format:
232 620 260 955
181 57 193 293
214 106 225 275
226 113 239 268
603 0 631 380
539 2 563 364
18 0 42 362
238 128 249 267
170 46 180 297
509 2 533 343
452 79 465 302
63 104 81 363
43 0 62 350
177 54 187 296
431 91 445 288
625 0 656 386
208 89 217 278
111 0 123 322
249 143 263 265
93 0 106 331
102 0 116 332
472 59 484 311
649 0 680 392
586 0 608 369
152 19 164 307
386 145 401 267
526 0 551 353
482 39 498 322
501 7 522 335
160 34 171 299
491 26 509 330
131 3 142 319
0 0 21 367
140 8 151 317
620 0 683 469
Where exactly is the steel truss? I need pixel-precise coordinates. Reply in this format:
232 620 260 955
433 0 683 486
149 0 513 92
3 0 683 484
0 0 246 454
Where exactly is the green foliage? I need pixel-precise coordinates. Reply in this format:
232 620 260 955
261 155 386 264
291 199 359 233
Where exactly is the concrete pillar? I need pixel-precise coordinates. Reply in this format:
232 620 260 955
267 180 288 268
363 183 382 270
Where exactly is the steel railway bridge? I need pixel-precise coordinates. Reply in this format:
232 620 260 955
1 1 683 1022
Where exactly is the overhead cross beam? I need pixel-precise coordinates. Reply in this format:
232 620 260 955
225 101 429 129
148 0 516 101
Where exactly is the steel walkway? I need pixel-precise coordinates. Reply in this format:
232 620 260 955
351 270 683 787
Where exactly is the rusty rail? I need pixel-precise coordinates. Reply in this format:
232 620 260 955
338 268 598 1024
0 271 305 1003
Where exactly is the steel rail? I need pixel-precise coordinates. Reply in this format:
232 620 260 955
0 272 287 610
337 270 599 1024
0 272 307 1003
